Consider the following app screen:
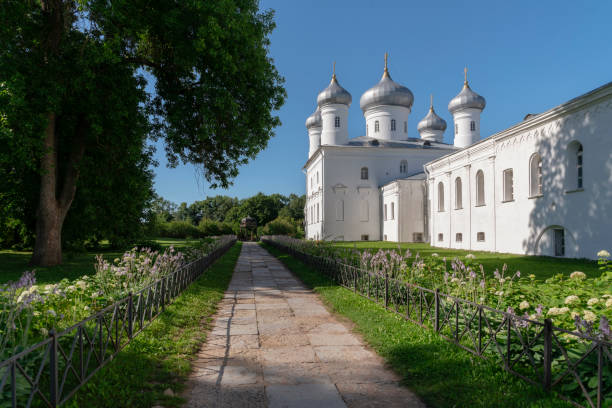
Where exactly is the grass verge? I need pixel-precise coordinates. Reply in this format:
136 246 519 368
261 242 571 408
64 242 242 408
331 241 600 280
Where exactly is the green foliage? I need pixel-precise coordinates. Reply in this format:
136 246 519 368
262 243 571 408
262 216 304 238
157 221 203 239
67 242 242 408
147 193 306 240
0 0 285 259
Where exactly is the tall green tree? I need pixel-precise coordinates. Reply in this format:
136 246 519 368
0 0 285 265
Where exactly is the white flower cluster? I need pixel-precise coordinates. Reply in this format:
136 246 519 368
564 295 580 305
569 271 586 280
597 249 610 258
547 307 569 316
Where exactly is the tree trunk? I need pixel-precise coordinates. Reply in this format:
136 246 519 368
30 113 63 266
30 112 86 267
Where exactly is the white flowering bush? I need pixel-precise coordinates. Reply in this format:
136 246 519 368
0 238 229 358
267 237 612 336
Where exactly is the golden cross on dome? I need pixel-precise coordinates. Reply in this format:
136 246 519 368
430 94 434 110
383 52 390 78
332 61 336 80
464 66 468 86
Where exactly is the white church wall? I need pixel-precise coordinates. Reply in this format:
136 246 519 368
427 83 612 259
381 184 399 242
364 105 411 140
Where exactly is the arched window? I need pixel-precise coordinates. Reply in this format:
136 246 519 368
567 141 584 190
316 203 320 222
366 124 368 136
384 204 388 220
400 160 407 174
475 170 485 206
438 182 445 212
529 153 542 197
361 167 369 180
404 121 407 133
391 202 395 220
375 120 380 133
455 177 462 209
391 119 396 131
334 116 340 128
470 121 476 131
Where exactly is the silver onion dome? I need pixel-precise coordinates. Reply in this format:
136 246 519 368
418 99 447 132
317 67 352 107
360 57 414 112
448 69 486 113
305 107 322 129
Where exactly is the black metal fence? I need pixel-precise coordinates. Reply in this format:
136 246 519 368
262 236 612 408
0 237 236 407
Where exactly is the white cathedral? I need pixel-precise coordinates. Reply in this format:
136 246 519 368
303 56 612 260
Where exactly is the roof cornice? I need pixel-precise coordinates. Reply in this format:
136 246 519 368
426 81 612 169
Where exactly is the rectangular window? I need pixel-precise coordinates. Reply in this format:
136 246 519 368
334 116 340 128
503 169 514 202
413 232 423 242
477 232 485 242
455 124 458 135
438 233 443 242
361 234 369 241
404 121 407 133
391 202 395 220
391 119 396 131
316 203 320 223
470 121 476 131
456 233 463 242
383 234 388 241
384 204 388 221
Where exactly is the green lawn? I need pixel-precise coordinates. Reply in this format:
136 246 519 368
66 242 242 408
262 242 571 408
331 241 600 280
0 237 196 284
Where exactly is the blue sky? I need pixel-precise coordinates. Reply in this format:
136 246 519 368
152 0 612 204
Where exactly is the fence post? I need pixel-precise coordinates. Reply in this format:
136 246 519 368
434 289 439 332
384 273 389 308
10 361 16 407
478 306 482 355
353 268 357 293
161 278 166 312
597 342 603 408
543 318 552 391
128 292 133 339
49 330 58 407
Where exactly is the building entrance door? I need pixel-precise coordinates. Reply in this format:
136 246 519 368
554 228 565 256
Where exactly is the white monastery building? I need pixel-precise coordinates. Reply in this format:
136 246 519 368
303 56 612 260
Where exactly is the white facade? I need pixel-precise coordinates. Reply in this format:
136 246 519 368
303 64 612 260
425 82 612 259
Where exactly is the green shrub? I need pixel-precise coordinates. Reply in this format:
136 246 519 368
262 216 297 236
158 221 202 239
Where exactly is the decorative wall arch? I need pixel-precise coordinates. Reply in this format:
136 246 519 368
533 225 577 256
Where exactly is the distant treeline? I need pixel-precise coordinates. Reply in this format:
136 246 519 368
150 193 306 239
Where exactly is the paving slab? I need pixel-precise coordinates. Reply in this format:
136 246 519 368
182 242 425 408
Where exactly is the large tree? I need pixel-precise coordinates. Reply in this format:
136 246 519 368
0 0 285 265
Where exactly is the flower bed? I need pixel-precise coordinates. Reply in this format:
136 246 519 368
263 236 612 408
0 236 233 360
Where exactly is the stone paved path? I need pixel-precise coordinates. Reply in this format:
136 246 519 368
182 242 425 408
